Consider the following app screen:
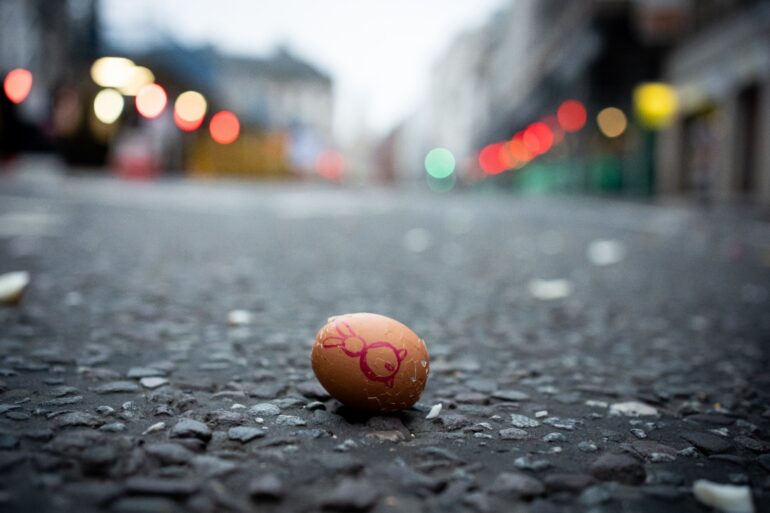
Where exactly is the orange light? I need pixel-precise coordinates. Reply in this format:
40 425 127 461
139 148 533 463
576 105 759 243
174 91 206 123
522 132 540 154
498 143 517 169
596 107 628 138
316 150 345 180
135 83 167 119
3 68 33 104
479 143 506 175
173 110 203 131
509 136 532 166
557 100 587 132
523 122 553 155
209 111 240 144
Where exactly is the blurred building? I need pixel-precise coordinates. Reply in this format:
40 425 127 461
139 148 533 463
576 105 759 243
186 47 334 179
218 48 332 138
468 0 681 194
657 0 770 206
393 28 491 185
392 0 670 191
0 0 99 157
392 0 770 206
480 1 597 144
77 41 335 179
1 1 335 179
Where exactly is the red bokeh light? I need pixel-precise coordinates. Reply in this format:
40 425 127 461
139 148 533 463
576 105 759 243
316 150 345 181
523 122 553 155
135 83 167 119
3 68 33 104
479 143 506 175
209 111 240 144
557 100 587 132
173 110 203 132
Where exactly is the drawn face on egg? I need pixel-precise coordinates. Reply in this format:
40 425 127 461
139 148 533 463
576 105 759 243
319 320 407 388
360 341 407 388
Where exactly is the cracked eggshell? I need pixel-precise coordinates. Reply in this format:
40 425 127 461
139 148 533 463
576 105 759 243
311 313 430 412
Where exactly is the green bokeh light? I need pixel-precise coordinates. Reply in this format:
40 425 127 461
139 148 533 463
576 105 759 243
424 148 456 179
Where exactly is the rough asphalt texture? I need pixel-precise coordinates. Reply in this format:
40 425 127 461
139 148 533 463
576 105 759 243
1 169 769 512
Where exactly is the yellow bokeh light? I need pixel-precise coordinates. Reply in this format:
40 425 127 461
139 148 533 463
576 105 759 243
119 66 155 96
90 57 135 88
596 107 627 138
633 82 678 130
174 91 207 122
93 88 124 124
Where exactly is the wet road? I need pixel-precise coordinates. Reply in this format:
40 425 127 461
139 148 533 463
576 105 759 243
1 166 769 512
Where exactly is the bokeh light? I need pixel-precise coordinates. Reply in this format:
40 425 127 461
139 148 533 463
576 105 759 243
209 111 240 144
135 83 167 119
316 150 345 181
3 68 33 104
90 57 135 88
479 143 506 175
175 91 207 122
557 100 587 132
498 142 517 169
174 91 207 131
424 148 456 179
119 66 154 96
596 107 628 138
523 122 553 155
509 137 532 167
93 89 124 124
633 83 678 129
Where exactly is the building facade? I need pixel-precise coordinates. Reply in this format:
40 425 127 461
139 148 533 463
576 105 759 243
657 1 770 206
183 48 334 178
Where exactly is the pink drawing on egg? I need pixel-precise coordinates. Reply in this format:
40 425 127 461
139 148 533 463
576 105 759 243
320 321 407 388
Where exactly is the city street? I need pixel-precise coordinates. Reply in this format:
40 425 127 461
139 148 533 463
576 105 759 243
1 166 769 513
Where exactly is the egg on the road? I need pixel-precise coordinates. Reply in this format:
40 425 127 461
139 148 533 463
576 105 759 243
311 313 430 411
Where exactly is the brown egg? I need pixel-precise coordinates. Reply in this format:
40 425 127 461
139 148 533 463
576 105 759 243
311 313 430 411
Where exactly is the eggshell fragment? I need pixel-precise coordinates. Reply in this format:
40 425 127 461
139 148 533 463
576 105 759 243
0 271 30 305
311 313 429 411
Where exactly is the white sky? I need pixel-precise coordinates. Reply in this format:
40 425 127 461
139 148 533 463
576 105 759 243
101 0 508 140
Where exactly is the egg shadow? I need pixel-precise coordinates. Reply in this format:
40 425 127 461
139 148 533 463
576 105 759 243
330 402 422 427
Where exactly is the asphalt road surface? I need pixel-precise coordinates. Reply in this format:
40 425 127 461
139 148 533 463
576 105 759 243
1 166 769 513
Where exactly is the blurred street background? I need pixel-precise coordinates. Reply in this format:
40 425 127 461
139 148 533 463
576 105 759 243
2 1 770 513
0 0 768 202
